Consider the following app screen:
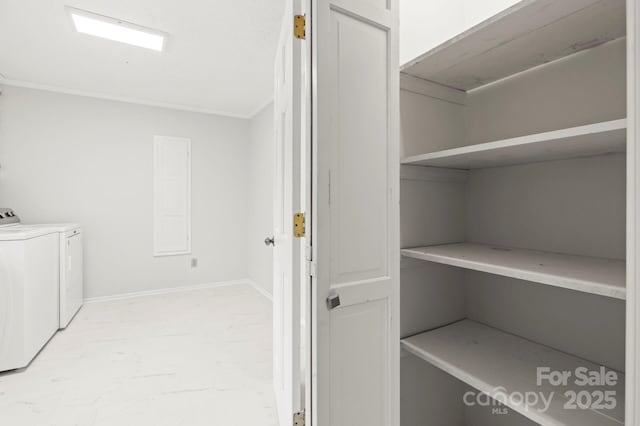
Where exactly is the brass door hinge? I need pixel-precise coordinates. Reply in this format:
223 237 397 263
293 411 305 426
294 213 305 237
294 15 306 40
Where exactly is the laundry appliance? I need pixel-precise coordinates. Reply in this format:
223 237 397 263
18 223 83 328
0 208 59 371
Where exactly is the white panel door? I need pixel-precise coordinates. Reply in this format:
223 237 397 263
311 1 399 426
272 1 305 424
153 136 191 256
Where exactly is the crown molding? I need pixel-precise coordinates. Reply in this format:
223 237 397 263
0 77 255 119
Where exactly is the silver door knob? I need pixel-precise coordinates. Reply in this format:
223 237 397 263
264 236 275 246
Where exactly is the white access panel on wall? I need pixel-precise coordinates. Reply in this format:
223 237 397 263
311 0 400 425
153 136 191 256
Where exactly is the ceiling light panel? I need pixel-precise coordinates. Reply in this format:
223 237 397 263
66 7 167 52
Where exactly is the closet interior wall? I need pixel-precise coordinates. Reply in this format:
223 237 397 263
400 37 627 425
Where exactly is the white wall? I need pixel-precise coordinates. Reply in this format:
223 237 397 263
399 0 520 65
0 85 250 299
247 103 274 296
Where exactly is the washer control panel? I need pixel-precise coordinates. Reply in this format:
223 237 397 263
0 208 20 226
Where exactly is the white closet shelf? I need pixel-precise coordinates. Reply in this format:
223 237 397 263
401 119 626 170
401 243 625 299
402 320 625 426
401 0 626 91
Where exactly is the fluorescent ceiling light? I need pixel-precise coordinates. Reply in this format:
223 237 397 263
66 7 167 52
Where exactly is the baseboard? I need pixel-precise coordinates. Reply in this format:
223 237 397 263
246 279 273 302
84 279 249 304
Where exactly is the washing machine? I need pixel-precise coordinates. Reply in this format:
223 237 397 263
0 208 59 371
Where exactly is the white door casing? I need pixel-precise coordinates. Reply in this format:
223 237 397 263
627 0 639 424
273 1 304 424
311 1 400 426
299 2 313 426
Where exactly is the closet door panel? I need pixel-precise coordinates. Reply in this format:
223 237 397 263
312 0 399 425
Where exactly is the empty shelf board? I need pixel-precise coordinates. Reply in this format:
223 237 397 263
401 0 626 91
401 320 625 425
401 120 626 170
401 243 625 299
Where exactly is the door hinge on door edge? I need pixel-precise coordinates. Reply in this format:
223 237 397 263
294 15 306 39
293 411 305 426
294 212 305 237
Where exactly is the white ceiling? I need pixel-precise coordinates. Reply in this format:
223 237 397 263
0 0 285 118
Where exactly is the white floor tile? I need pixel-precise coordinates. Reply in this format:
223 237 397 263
0 284 277 426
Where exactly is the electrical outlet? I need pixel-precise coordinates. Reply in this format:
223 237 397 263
191 258 198 268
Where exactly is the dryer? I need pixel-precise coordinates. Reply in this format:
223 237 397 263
18 223 83 328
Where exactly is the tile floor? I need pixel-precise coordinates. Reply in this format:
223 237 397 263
0 284 278 426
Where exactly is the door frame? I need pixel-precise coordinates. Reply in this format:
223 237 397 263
300 2 313 426
627 0 639 424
